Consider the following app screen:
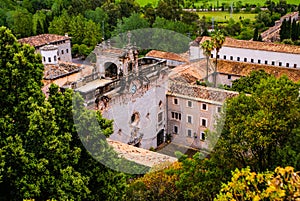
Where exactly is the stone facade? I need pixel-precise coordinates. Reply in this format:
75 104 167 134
167 81 238 150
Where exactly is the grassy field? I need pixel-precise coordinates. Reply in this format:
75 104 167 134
136 0 299 7
197 12 257 22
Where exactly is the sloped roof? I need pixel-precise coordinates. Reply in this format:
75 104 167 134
107 139 177 167
217 60 300 82
169 59 212 83
18 34 70 48
146 50 189 63
44 62 82 80
199 36 300 55
168 81 238 103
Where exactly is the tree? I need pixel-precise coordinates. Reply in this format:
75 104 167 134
118 0 140 19
291 19 298 41
32 10 47 35
5 9 33 38
231 70 271 94
0 27 134 200
253 27 259 41
201 40 214 81
114 13 150 35
211 30 225 87
215 166 300 201
212 74 300 172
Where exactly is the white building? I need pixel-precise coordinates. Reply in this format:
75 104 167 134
18 34 72 63
191 37 300 68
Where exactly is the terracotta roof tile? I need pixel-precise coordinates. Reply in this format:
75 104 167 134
146 50 189 63
169 59 213 83
107 139 177 167
18 34 70 48
199 36 300 54
218 60 300 82
44 62 82 80
168 81 238 103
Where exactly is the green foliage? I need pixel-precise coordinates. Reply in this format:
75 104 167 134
231 70 271 93
49 12 101 47
5 9 33 38
0 27 136 200
213 74 300 172
114 13 150 35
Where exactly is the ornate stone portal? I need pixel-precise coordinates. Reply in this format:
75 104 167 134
92 37 169 149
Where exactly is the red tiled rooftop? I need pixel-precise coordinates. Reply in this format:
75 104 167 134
44 62 82 80
199 36 300 55
18 34 70 48
146 50 189 63
217 60 300 82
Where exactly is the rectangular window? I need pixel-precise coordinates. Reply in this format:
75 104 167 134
279 62 282 66
187 100 192 108
228 75 231 80
158 112 163 123
272 61 275 65
187 129 192 137
217 106 221 113
244 58 247 62
187 115 193 124
43 57 45 62
223 55 226 59
230 56 233 60
251 59 254 63
171 112 181 121
237 57 240 61
174 125 178 134
200 132 206 141
201 103 207 111
61 50 64 54
54 56 57 61
286 63 289 67
66 49 69 53
294 64 297 68
265 60 268 65
200 118 208 127
173 98 178 105
48 57 51 62
258 59 261 64
217 55 220 59
211 54 213 58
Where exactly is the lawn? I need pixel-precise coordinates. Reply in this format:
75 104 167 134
197 12 257 22
136 0 299 7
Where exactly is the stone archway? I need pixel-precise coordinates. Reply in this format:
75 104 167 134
104 62 118 78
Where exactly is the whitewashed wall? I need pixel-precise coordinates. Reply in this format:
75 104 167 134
212 47 300 68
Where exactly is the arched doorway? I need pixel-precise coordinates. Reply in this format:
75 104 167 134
104 62 118 78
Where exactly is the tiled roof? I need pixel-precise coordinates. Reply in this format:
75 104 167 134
199 36 300 54
146 50 189 63
107 139 177 167
18 34 70 48
217 60 300 82
169 59 213 83
44 62 82 80
168 81 238 103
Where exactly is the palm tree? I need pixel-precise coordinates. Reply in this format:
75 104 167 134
212 30 225 87
201 40 214 82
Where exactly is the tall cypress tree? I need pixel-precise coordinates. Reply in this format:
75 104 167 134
291 19 298 41
253 27 259 41
280 19 287 41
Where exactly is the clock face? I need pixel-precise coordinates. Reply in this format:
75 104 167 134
131 84 137 94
